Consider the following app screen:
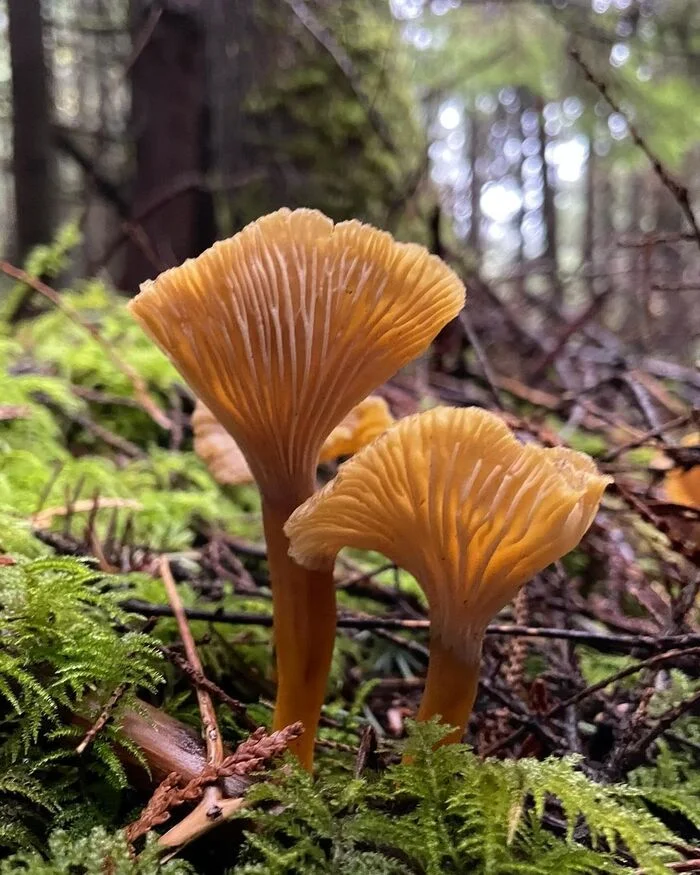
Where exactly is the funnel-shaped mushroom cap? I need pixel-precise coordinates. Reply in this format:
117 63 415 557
129 209 464 506
286 407 611 657
192 395 396 487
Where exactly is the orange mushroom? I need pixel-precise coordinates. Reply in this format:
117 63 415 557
661 433 700 510
320 395 395 462
128 209 464 767
285 407 611 745
192 395 395 487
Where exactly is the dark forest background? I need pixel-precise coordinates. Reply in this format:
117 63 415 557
4 0 700 362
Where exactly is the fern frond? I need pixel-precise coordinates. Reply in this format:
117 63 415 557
0 828 193 874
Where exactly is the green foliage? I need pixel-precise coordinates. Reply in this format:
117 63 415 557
630 672 700 832
0 555 164 849
0 223 81 323
1 557 163 750
0 287 264 549
0 828 192 874
18 280 177 400
233 723 679 874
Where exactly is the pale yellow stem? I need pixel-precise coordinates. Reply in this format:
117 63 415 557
263 500 337 771
416 633 482 745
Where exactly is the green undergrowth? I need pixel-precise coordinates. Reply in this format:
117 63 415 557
232 723 684 874
0 829 193 874
0 721 695 874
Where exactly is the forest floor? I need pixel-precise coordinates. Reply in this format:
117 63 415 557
0 241 699 874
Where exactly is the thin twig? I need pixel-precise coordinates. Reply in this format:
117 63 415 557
31 498 143 529
281 0 396 153
603 413 691 462
482 646 700 757
163 648 256 730
0 261 171 429
458 311 504 409
122 599 700 651
160 556 224 770
158 555 228 850
614 688 700 774
75 683 128 754
569 47 700 249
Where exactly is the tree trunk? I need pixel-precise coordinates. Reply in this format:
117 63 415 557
122 0 215 292
536 98 562 308
8 0 54 258
515 102 527 298
467 111 481 260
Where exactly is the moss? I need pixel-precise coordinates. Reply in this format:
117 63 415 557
225 0 428 239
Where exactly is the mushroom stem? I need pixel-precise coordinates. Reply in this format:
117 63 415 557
416 633 482 746
262 500 336 771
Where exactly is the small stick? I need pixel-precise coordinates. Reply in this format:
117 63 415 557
31 498 143 529
122 599 700 651
458 311 504 410
614 688 700 775
164 649 256 730
76 683 128 754
160 556 224 769
157 555 233 850
603 412 691 462
569 47 700 249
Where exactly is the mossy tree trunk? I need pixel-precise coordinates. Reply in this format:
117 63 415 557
204 0 426 238
122 0 427 291
8 0 54 259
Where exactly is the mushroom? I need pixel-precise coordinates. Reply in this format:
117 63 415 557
192 395 395 487
128 209 465 767
192 401 252 486
661 433 700 510
285 406 611 745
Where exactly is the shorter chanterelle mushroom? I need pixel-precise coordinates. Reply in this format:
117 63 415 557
285 407 611 744
192 396 395 487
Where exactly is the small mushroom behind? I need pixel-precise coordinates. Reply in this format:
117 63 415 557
192 395 395 487
129 208 465 768
285 407 611 745
661 433 700 510
192 401 252 486
320 396 395 462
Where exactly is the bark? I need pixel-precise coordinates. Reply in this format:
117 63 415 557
535 98 562 308
122 0 215 291
8 0 54 257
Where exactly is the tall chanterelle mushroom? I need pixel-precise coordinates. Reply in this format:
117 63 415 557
285 406 611 744
128 209 465 767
